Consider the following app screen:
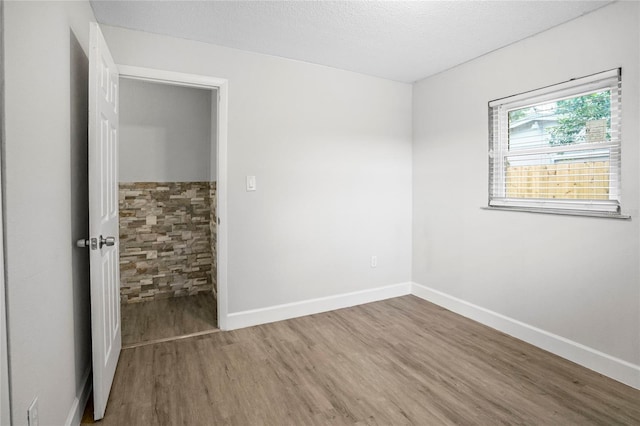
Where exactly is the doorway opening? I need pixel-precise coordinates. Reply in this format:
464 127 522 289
117 76 219 347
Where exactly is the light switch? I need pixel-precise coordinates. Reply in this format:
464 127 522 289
246 175 256 191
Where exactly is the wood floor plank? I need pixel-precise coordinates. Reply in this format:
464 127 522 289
87 295 640 425
121 293 217 346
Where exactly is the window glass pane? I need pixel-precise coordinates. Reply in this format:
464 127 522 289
508 90 611 151
505 150 610 200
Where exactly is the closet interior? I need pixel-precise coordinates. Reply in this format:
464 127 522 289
118 78 218 346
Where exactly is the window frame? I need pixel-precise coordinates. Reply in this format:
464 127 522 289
488 69 623 217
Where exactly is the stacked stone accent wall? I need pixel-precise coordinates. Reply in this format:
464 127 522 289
119 182 216 303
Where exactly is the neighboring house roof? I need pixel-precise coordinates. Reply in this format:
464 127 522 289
509 117 557 131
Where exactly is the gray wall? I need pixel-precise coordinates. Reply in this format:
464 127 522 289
412 1 639 366
4 1 96 424
102 25 413 314
119 78 214 182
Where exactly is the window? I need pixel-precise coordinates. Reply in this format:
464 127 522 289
489 69 622 216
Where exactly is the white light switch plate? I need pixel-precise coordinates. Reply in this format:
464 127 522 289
246 176 256 191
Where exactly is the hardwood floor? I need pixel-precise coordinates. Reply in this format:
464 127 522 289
90 295 639 425
121 293 217 347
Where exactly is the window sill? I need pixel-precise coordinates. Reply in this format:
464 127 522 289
482 206 631 220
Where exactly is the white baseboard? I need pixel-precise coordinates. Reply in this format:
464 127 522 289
411 282 640 390
65 365 92 426
226 282 412 330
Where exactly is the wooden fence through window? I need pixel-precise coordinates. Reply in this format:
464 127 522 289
505 161 610 200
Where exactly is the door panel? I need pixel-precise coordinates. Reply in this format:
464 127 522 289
88 22 120 421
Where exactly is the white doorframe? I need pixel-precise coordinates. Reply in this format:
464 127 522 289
0 0 11 420
0 121 11 426
117 65 229 330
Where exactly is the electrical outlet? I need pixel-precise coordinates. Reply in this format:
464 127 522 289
27 397 39 426
371 255 377 268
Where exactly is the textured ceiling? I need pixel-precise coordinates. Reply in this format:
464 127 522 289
90 0 611 83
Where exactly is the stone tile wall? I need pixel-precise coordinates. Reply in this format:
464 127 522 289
119 181 216 303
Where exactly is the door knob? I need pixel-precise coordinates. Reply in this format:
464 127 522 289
76 236 115 249
77 237 98 250
100 235 116 248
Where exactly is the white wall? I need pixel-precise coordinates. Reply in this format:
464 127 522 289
119 78 214 182
413 0 639 369
101 25 413 314
4 1 96 424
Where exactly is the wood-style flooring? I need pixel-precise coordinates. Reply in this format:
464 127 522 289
121 293 217 347
90 295 639 425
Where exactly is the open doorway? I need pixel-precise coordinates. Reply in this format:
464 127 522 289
117 77 219 347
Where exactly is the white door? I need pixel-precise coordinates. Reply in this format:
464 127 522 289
87 22 121 420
